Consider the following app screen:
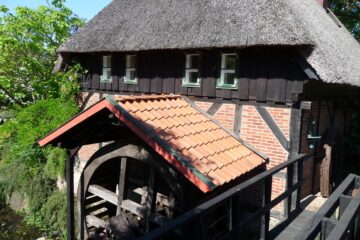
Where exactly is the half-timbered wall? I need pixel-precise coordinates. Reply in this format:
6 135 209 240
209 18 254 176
76 47 306 104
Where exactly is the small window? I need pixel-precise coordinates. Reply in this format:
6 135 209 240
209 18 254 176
217 53 237 89
182 54 200 86
101 55 112 83
124 55 137 84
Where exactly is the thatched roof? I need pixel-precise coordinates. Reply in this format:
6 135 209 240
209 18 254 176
58 0 360 86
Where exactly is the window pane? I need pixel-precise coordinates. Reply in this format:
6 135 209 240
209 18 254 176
101 68 112 82
103 56 111 68
224 72 235 85
127 55 136 68
190 55 199 69
225 55 236 70
126 69 136 82
188 71 199 84
129 70 136 81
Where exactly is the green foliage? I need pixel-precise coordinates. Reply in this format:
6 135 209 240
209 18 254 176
0 99 78 234
0 0 84 106
45 148 67 179
329 0 360 41
40 190 67 238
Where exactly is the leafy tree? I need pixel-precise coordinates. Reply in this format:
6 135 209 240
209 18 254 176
329 0 360 41
0 0 83 107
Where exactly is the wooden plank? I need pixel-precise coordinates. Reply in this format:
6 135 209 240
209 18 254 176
256 78 268 102
249 79 257 100
201 52 218 98
117 157 127 215
122 199 146 218
255 106 289 151
86 215 109 230
233 104 242 137
285 164 294 218
133 188 170 207
260 177 272 240
88 185 118 205
145 168 157 232
222 89 232 100
66 147 80 240
339 194 353 218
207 102 222 116
267 78 286 103
321 217 337 239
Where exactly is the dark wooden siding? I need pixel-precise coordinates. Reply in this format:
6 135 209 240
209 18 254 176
78 47 307 104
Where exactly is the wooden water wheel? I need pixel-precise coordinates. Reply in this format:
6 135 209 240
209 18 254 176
77 141 183 239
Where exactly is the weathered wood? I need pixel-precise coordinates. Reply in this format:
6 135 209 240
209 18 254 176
80 49 307 104
117 157 127 215
339 194 352 218
233 104 242 137
66 147 80 240
145 168 157 233
86 215 109 230
206 103 222 116
321 217 337 239
260 177 272 240
133 188 170 207
256 106 289 151
285 164 294 218
88 185 118 205
320 144 332 197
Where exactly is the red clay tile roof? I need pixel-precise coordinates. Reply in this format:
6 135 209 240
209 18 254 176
38 94 265 193
112 95 265 190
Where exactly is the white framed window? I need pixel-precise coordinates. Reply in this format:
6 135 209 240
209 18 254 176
217 53 237 89
124 55 137 84
100 55 112 83
182 54 200 86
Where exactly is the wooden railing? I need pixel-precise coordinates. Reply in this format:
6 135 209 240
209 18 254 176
295 174 360 240
138 154 307 240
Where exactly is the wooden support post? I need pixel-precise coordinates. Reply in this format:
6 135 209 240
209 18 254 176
233 104 242 138
117 157 127 215
296 159 303 210
321 217 337 239
145 168 157 233
339 194 352 218
167 192 175 219
285 164 294 218
260 177 272 240
66 148 79 240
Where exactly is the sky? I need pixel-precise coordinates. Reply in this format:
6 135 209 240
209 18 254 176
1 0 112 21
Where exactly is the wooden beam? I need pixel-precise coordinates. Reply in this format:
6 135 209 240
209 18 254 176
133 188 170 207
233 104 243 138
145 168 157 233
86 215 109 230
256 106 290 151
321 217 337 239
295 55 319 80
88 185 118 205
117 157 127 214
206 102 221 116
66 147 80 240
